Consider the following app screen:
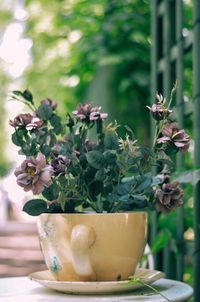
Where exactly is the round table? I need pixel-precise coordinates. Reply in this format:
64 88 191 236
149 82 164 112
0 276 193 302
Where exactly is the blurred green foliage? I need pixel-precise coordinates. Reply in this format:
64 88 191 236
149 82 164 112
0 1 194 281
24 0 151 142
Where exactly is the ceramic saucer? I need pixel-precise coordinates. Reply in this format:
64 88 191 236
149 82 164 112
29 268 165 295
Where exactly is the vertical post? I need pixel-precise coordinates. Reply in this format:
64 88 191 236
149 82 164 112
193 0 200 301
176 0 185 281
163 0 176 279
163 0 171 101
150 0 159 268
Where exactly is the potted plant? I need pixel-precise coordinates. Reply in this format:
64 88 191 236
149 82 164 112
9 87 190 282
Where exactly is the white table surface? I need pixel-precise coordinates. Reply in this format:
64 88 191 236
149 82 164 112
0 276 193 302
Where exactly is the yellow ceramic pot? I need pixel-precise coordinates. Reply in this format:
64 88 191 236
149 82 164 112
37 212 147 281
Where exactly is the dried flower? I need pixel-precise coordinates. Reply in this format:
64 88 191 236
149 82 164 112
9 113 33 128
14 153 53 194
147 94 173 121
119 134 137 152
157 123 190 153
41 98 57 110
51 155 70 175
72 103 108 122
155 181 183 214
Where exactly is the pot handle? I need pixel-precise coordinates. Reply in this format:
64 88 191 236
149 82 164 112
70 224 96 280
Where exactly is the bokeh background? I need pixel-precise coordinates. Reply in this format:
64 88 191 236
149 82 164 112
0 0 194 295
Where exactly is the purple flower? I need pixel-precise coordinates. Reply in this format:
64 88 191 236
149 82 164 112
9 114 43 131
147 104 173 121
155 181 183 214
147 94 173 121
14 153 53 194
51 155 70 176
26 117 44 130
9 113 33 128
41 98 57 110
157 123 190 153
72 103 108 122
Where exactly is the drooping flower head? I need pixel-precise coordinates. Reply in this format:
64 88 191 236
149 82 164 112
40 98 58 110
51 155 70 176
26 117 44 131
9 113 43 131
147 93 173 121
14 153 53 194
72 103 108 122
155 180 183 214
9 113 33 128
157 122 190 153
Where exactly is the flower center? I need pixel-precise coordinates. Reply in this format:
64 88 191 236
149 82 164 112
26 166 36 176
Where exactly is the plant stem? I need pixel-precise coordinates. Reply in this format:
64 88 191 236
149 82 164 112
152 121 160 149
129 277 171 302
167 80 178 110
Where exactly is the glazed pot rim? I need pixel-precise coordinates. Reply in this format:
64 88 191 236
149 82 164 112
39 211 148 217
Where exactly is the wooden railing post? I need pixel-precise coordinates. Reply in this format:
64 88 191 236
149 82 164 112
150 0 159 267
193 0 200 300
176 0 185 282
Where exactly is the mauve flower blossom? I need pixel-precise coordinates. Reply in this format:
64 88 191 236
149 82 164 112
147 104 173 121
14 153 53 194
72 103 108 122
41 98 57 110
157 123 190 153
51 155 70 175
9 113 33 128
147 93 173 121
10 114 43 131
155 181 183 214
26 117 44 130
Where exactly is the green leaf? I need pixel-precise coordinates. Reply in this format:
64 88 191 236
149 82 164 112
23 89 33 104
23 199 47 216
124 125 135 139
103 150 117 165
152 176 162 186
95 169 106 181
46 202 63 213
121 176 135 183
12 90 24 97
135 173 152 193
11 90 34 105
88 181 103 197
104 131 119 150
37 104 53 120
40 145 51 156
50 114 62 134
86 151 104 169
42 182 60 201
12 131 24 146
